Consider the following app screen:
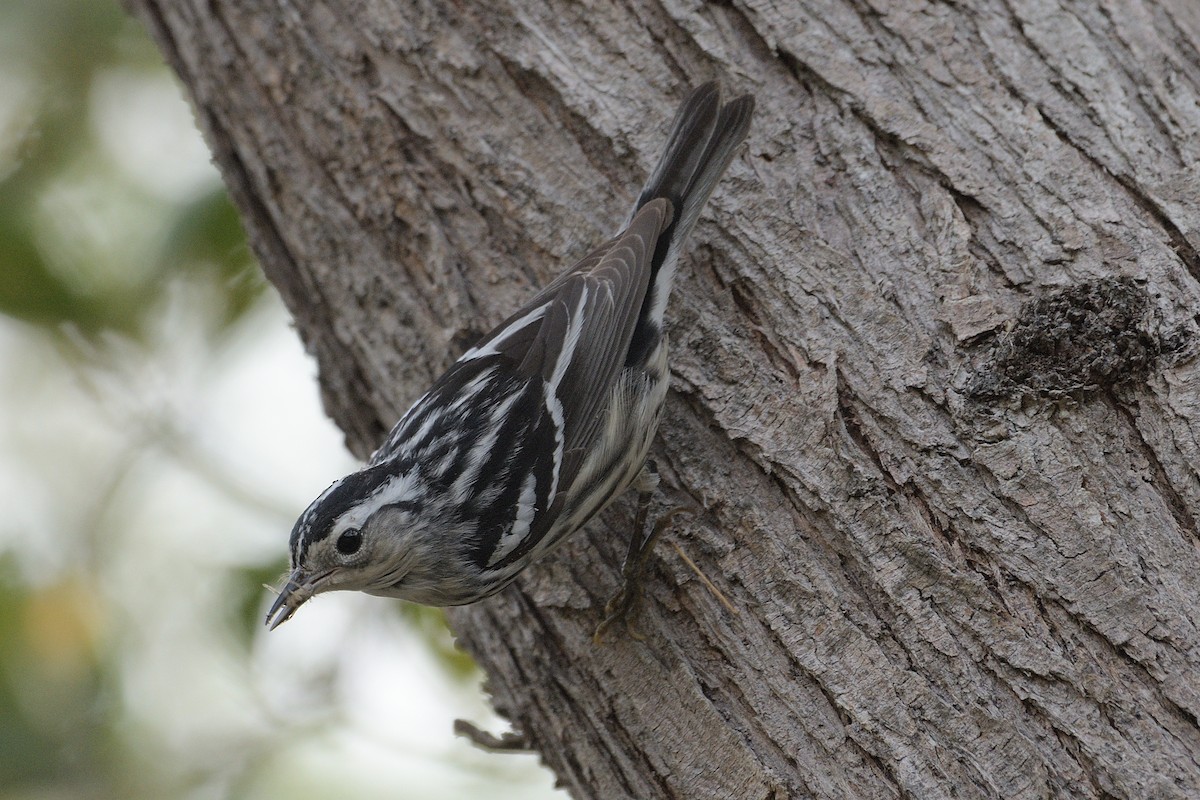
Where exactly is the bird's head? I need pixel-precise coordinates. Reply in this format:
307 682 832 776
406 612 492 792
265 461 438 629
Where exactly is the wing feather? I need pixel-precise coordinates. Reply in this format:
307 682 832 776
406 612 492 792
374 198 672 504
536 200 672 483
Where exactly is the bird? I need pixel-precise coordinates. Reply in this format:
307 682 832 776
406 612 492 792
266 82 754 631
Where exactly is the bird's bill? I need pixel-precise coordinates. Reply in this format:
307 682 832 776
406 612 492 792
265 568 333 630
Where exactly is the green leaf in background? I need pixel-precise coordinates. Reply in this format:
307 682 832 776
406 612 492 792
160 186 265 330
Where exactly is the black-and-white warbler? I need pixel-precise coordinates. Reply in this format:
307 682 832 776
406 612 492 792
266 83 754 630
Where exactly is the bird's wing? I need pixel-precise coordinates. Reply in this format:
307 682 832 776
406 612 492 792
380 199 669 474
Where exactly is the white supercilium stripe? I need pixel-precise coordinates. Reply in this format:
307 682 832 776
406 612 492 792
334 472 418 536
543 286 589 497
488 470 538 566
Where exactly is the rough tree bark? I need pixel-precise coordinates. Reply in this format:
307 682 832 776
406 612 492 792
129 1 1200 797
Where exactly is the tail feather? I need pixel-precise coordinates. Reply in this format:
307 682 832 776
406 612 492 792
634 82 722 216
636 83 754 242
625 83 754 366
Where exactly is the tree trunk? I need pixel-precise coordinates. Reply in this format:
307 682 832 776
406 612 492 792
128 1 1200 797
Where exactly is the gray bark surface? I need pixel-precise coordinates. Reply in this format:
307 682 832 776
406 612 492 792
129 1 1200 797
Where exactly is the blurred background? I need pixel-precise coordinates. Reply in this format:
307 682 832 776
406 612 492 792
0 2 563 798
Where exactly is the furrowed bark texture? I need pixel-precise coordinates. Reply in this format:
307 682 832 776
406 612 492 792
130 1 1200 797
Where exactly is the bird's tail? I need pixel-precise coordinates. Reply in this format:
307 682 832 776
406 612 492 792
636 83 754 240
626 83 754 365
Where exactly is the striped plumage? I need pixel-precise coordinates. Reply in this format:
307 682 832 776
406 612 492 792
267 83 753 628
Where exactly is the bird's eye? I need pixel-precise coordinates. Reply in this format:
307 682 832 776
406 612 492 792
336 527 363 556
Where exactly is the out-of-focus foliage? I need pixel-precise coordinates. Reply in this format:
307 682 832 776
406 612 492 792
0 2 561 798
0 0 258 333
